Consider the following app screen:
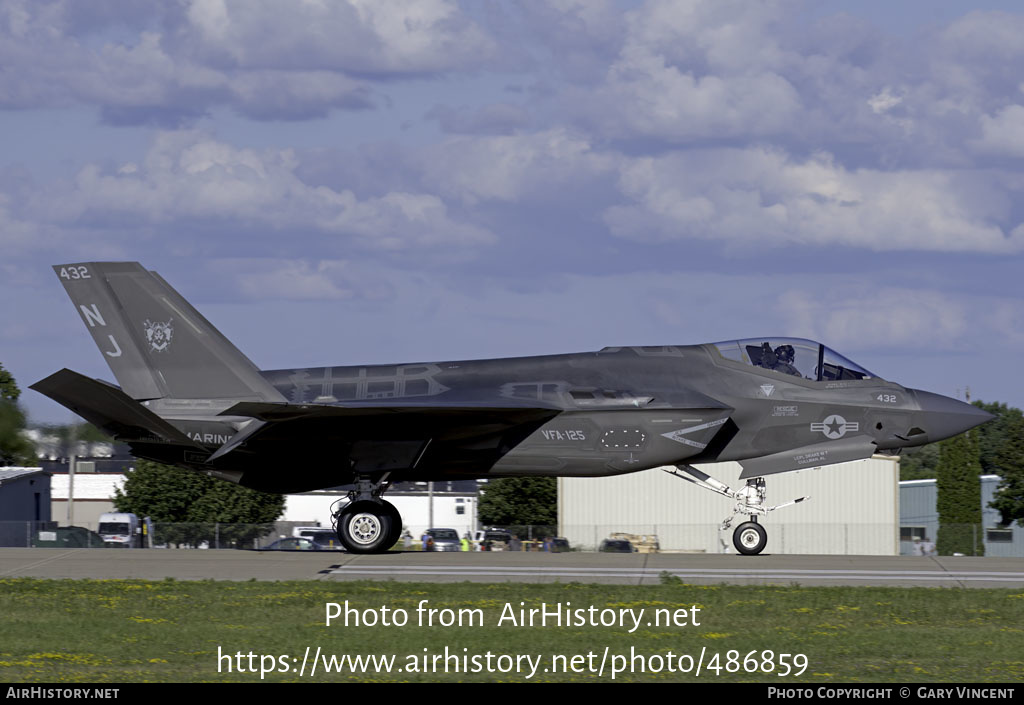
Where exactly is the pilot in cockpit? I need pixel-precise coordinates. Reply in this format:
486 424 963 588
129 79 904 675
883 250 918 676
772 344 800 377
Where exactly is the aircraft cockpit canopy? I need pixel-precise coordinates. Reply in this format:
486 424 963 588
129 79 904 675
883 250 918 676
713 338 876 382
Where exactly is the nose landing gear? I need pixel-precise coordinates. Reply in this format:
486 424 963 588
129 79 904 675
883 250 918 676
663 466 809 555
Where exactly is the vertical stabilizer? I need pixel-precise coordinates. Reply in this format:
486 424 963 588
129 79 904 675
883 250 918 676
53 262 284 402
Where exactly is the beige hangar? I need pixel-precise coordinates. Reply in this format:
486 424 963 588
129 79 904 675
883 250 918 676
558 456 900 555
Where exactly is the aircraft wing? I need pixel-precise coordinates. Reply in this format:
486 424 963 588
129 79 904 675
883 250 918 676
210 400 566 469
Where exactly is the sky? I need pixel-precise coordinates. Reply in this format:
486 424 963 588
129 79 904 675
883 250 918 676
2 0 1024 425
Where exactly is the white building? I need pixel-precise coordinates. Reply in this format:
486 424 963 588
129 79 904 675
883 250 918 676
50 472 124 531
282 482 480 539
558 456 900 555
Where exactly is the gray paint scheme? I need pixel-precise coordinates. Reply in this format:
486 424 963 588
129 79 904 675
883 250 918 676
33 262 992 521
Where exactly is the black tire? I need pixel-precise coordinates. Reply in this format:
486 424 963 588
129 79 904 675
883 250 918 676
380 500 403 550
336 500 399 554
733 521 767 555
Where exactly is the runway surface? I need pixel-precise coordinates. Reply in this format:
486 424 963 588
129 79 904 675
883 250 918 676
2 548 1023 587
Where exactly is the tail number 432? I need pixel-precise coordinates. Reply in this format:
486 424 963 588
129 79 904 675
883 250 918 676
60 266 91 280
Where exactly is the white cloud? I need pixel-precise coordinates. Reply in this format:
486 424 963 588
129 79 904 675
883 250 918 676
0 194 41 254
593 51 802 140
574 0 803 141
937 10 1024 63
0 0 494 121
27 131 494 251
604 147 1024 253
972 105 1024 157
422 129 616 204
868 88 902 115
183 0 495 75
779 287 970 352
216 258 395 302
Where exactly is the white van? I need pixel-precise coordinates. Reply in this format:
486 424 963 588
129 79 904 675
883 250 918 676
98 512 140 548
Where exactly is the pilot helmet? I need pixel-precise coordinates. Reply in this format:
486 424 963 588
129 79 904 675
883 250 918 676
775 344 795 363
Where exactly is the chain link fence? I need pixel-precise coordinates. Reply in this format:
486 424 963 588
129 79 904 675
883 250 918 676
0 521 276 549
0 521 1014 555
150 523 278 550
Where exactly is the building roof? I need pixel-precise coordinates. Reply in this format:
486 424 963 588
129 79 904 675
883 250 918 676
0 467 47 485
900 474 1002 488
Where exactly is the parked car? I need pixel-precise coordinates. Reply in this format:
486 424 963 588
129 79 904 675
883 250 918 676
599 538 637 553
295 528 344 550
425 528 462 552
472 529 512 551
550 537 571 552
261 537 318 551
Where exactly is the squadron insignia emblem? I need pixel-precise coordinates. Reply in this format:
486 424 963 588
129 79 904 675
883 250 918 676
143 318 173 352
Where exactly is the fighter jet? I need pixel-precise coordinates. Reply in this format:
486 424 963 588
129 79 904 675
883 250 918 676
32 262 993 555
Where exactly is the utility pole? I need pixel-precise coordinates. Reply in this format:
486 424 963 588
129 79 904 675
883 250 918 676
67 454 75 527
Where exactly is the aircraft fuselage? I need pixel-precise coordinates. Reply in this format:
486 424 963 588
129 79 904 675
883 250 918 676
155 343 983 493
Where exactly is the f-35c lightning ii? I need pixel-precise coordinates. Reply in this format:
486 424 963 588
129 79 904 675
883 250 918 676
32 262 993 555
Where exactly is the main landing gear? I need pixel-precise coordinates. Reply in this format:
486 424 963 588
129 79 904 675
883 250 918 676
332 475 402 554
663 466 809 555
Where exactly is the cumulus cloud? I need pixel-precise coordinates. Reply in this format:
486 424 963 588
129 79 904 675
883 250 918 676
972 104 1024 157
523 1 1024 171
485 0 625 82
421 128 616 204
21 131 494 251
604 147 1024 253
0 194 42 255
0 0 493 122
183 0 495 75
213 258 396 302
572 0 803 141
779 287 970 352
589 51 803 141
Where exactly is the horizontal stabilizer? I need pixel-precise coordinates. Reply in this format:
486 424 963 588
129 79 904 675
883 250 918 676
738 435 877 479
30 369 202 448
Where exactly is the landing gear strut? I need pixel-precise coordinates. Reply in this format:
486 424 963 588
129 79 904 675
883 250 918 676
333 475 402 554
663 466 809 555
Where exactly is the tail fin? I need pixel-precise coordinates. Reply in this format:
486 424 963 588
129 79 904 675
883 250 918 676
53 262 284 402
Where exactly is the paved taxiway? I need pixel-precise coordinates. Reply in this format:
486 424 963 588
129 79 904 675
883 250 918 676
1 548 1023 587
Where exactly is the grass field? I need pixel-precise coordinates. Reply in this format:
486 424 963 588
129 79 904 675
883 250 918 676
1 577 1023 683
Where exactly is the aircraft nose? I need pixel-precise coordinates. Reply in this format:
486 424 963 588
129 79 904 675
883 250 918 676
910 389 995 441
